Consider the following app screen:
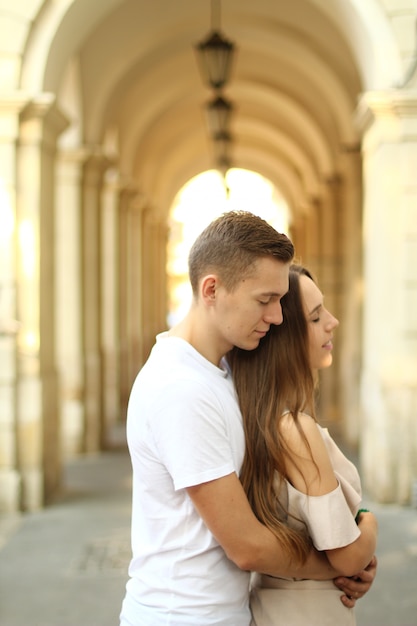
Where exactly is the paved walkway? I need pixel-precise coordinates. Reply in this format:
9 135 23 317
0 440 416 626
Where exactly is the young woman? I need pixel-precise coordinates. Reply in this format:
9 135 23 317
228 264 378 626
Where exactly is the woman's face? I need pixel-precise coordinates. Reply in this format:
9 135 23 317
299 274 339 370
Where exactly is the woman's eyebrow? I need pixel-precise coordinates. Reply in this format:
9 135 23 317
308 303 322 316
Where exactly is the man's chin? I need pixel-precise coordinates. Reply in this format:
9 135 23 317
237 338 262 351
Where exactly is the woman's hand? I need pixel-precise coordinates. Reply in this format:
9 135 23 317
333 555 378 607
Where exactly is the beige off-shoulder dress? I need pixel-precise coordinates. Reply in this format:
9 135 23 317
250 424 363 626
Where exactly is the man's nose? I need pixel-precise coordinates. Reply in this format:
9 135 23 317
264 302 283 325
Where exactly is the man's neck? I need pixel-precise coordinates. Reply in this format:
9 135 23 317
169 310 228 367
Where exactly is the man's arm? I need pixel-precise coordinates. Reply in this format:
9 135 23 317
334 555 378 608
187 471 337 580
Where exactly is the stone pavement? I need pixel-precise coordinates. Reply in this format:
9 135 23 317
0 440 416 626
0 446 132 626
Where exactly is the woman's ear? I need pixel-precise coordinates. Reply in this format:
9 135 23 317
200 274 218 305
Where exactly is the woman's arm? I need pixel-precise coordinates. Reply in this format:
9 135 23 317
280 412 378 577
326 511 377 576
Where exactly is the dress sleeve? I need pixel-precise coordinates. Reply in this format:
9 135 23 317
286 480 361 551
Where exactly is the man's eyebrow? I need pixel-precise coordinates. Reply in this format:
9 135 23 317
258 291 284 297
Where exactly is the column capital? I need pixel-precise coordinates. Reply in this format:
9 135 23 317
0 92 33 139
355 89 417 137
19 92 70 142
0 92 30 113
80 147 119 191
117 177 147 214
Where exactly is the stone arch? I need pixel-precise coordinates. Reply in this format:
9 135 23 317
309 0 402 89
1 0 413 512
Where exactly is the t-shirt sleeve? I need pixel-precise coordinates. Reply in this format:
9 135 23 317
286 480 361 550
149 378 236 490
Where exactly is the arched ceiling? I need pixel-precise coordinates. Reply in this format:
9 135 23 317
21 0 402 218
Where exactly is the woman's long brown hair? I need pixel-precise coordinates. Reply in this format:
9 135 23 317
228 264 317 564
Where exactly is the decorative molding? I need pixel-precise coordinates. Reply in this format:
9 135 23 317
356 89 417 132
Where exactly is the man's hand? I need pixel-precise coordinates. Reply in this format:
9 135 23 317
333 555 377 608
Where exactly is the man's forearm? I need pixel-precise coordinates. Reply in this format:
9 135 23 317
260 545 338 580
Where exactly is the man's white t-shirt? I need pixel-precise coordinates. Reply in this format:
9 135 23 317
119 333 251 626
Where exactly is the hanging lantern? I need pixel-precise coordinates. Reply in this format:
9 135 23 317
205 94 233 136
194 0 235 90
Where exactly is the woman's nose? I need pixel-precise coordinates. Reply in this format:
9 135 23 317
328 312 339 329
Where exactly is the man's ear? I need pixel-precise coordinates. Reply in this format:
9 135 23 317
200 274 218 304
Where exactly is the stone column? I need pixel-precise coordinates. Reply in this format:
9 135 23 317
17 94 69 508
304 199 321 279
338 146 363 446
55 149 85 457
0 95 27 512
80 150 111 453
141 210 168 362
316 176 342 424
101 169 121 445
356 91 417 503
126 197 146 388
117 184 143 418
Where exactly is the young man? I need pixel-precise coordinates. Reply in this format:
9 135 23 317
119 211 376 626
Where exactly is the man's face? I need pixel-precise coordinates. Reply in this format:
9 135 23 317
214 257 290 353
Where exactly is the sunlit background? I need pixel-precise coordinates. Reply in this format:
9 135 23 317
167 168 290 326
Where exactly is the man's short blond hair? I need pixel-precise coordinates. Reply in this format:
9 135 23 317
188 210 294 295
